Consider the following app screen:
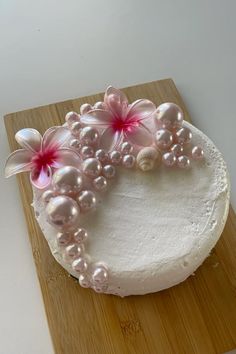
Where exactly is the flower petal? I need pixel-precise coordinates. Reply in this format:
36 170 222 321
80 110 112 126
125 123 153 146
5 149 34 178
100 127 123 152
30 165 52 189
15 129 42 152
42 126 71 150
127 99 156 121
104 86 128 119
51 148 81 168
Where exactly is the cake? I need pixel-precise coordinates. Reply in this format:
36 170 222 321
5 86 230 297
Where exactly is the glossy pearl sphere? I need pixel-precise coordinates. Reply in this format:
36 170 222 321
80 145 94 159
120 142 133 155
52 166 83 196
93 101 104 109
175 127 192 145
80 126 99 146
70 121 83 137
122 154 136 168
80 103 92 115
77 190 96 212
79 274 91 288
82 158 102 178
109 150 122 165
64 243 83 258
56 232 71 246
102 164 116 179
162 152 177 167
73 228 88 244
170 143 184 157
46 196 80 231
72 257 88 273
65 111 80 126
177 155 191 169
155 103 183 130
155 129 173 150
92 266 108 284
93 176 108 191
42 189 54 204
69 138 81 150
192 146 204 160
95 149 108 163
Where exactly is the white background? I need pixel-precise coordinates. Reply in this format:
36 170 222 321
0 1 235 353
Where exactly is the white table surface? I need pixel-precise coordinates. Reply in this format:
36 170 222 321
0 1 235 353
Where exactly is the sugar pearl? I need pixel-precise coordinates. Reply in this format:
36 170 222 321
175 127 192 145
93 101 105 109
192 146 204 160
93 176 108 191
82 158 102 178
79 274 91 288
155 103 183 130
56 232 71 246
80 103 92 115
77 190 96 212
120 142 133 155
80 145 94 159
177 155 191 169
122 154 136 168
80 127 99 146
69 138 81 150
170 144 184 157
42 190 54 204
102 164 116 179
73 228 88 244
162 152 177 167
155 129 173 150
52 166 83 196
109 150 122 165
72 257 88 273
93 285 108 293
92 265 108 284
65 111 80 126
65 243 83 259
95 149 109 163
70 121 83 137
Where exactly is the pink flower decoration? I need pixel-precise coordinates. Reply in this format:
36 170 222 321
5 126 80 189
80 86 156 151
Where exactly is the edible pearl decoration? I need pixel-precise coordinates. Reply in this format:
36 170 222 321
69 138 81 150
77 190 97 212
80 145 94 159
82 158 102 178
79 274 91 288
64 243 83 259
120 142 133 155
65 111 80 126
177 155 191 169
80 126 99 146
93 176 108 191
170 144 184 157
80 103 92 115
109 150 122 165
73 228 88 244
56 232 71 246
42 189 54 204
93 101 105 109
192 146 204 160
175 127 192 145
92 265 108 284
155 103 183 130
102 164 116 179
162 152 177 167
122 154 136 168
52 166 83 196
72 257 88 273
155 129 173 150
95 149 109 163
71 121 83 137
46 196 80 231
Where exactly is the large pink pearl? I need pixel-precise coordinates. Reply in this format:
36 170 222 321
170 143 184 157
52 166 83 196
80 103 92 115
72 257 88 273
95 149 109 163
155 129 173 150
77 190 96 212
92 265 108 284
93 176 108 191
42 189 55 204
80 127 99 146
70 121 83 137
80 145 94 159
65 111 80 126
122 154 136 168
82 158 102 178
102 164 116 179
175 127 192 145
177 155 191 169
162 152 177 167
155 103 183 130
73 228 88 244
46 196 80 231
109 150 122 165
192 146 204 160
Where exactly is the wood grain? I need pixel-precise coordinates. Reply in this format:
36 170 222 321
4 79 236 354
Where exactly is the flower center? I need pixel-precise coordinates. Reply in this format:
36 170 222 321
31 148 58 170
111 117 140 133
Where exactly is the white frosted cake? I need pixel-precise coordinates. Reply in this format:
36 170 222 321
5 86 230 297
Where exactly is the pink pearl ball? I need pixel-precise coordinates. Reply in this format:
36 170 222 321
82 158 102 178
93 176 108 191
70 121 83 137
120 142 133 155
42 189 54 204
95 149 109 163
79 274 91 288
94 101 105 109
80 103 92 115
162 152 177 167
175 127 192 145
52 166 83 196
72 257 88 273
92 265 108 284
170 143 184 157
64 243 84 259
122 154 136 168
102 164 116 179
69 138 81 150
80 127 99 146
80 145 94 159
65 111 80 126
109 150 122 165
155 129 173 150
77 190 96 212
46 196 80 231
155 103 183 130
192 146 204 160
73 228 88 244
56 232 71 246
177 155 191 169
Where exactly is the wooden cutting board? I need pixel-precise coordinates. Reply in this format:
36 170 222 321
4 79 236 354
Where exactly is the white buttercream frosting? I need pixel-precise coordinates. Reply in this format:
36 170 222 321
33 121 230 297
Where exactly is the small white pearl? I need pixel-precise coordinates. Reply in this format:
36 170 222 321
120 142 133 155
95 149 109 163
122 154 136 168
109 150 122 165
65 111 80 126
42 190 54 204
77 190 97 212
93 101 104 109
72 257 88 273
79 274 91 288
70 121 83 137
56 232 71 246
92 265 108 284
69 138 81 150
102 164 116 179
73 228 88 244
80 103 92 115
93 176 108 191
65 244 83 259
80 145 94 159
177 155 191 169
162 152 177 167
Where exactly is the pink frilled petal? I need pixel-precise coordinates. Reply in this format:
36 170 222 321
125 123 153 146
80 110 112 126
15 129 42 152
30 165 52 189
5 149 34 178
126 99 156 121
104 86 128 119
100 127 123 152
51 148 81 168
42 126 71 150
